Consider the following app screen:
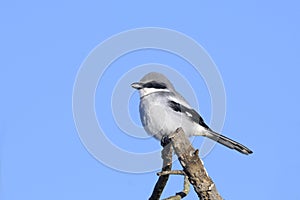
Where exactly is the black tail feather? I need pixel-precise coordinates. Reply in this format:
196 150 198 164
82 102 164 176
206 131 253 155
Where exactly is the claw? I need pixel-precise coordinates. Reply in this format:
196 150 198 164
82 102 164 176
161 135 171 147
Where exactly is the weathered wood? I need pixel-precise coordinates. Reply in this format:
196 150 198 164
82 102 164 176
149 143 173 200
163 175 190 200
149 127 223 200
168 128 223 200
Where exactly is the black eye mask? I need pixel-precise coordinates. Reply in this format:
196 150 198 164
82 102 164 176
142 81 167 89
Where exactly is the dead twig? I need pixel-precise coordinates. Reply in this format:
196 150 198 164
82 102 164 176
149 143 173 200
168 128 223 200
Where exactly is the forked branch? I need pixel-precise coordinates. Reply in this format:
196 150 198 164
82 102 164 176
149 127 223 200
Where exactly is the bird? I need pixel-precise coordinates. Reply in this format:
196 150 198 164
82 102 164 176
131 72 253 155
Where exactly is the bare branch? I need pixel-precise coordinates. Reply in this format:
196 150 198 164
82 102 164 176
163 175 190 200
168 128 223 200
158 170 185 176
149 143 173 200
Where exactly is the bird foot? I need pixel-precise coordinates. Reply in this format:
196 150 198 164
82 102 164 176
161 135 171 147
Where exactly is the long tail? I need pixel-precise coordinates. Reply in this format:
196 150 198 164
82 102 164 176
205 130 253 155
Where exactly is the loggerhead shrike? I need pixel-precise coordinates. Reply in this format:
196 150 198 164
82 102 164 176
131 72 252 155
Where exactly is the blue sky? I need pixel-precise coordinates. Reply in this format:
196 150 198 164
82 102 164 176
1 1 300 200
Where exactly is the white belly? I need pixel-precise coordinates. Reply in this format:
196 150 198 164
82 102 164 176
139 97 202 140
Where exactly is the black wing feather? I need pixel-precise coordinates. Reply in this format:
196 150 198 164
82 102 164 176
168 100 210 129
